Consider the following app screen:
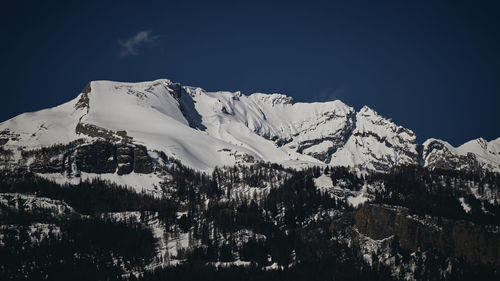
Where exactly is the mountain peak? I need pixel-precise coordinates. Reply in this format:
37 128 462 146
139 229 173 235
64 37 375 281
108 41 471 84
359 105 378 116
250 93 294 106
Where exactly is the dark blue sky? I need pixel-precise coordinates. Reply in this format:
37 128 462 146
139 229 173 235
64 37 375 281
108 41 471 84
1 0 499 146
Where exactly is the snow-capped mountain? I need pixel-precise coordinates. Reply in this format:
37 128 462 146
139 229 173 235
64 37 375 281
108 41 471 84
1 79 499 281
423 137 500 172
0 79 498 175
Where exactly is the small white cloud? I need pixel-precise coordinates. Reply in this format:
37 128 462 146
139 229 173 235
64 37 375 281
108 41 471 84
318 88 345 102
118 30 159 57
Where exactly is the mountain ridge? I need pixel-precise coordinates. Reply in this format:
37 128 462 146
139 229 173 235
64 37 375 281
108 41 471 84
0 79 498 174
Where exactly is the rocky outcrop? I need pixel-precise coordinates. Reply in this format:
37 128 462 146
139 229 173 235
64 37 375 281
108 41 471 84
133 145 153 173
350 204 500 267
75 141 117 173
116 144 134 175
75 123 133 143
74 83 91 111
26 140 85 174
30 155 67 174
26 140 153 175
115 143 153 174
0 129 20 146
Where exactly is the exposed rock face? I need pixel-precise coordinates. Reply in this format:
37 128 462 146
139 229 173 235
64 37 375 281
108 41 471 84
351 204 500 267
295 110 356 163
423 139 479 171
133 145 153 174
0 129 20 146
167 83 207 131
74 83 91 111
26 140 85 174
30 155 66 174
75 141 117 173
330 106 419 172
75 123 133 143
116 144 134 175
24 140 153 175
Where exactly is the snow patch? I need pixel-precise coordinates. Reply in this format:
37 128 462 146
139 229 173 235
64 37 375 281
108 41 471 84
459 197 472 213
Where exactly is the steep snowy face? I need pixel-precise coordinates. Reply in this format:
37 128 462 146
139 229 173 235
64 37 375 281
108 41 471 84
423 138 500 172
186 87 356 164
330 106 419 172
247 95 356 163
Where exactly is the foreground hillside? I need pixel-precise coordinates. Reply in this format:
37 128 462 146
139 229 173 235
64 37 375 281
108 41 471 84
1 161 499 280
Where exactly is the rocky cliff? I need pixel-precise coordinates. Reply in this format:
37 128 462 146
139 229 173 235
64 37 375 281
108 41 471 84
351 204 500 267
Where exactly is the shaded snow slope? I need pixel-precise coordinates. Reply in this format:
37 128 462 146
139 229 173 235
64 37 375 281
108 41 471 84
188 87 355 164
